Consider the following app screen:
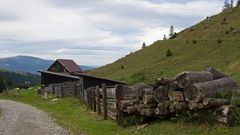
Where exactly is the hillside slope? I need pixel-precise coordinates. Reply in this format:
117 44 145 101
91 7 240 85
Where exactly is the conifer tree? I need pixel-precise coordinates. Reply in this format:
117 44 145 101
237 0 240 6
163 34 167 40
223 0 230 10
230 0 234 7
142 42 146 49
169 25 174 37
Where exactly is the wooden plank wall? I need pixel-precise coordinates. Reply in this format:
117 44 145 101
45 82 125 122
86 84 124 120
45 81 82 98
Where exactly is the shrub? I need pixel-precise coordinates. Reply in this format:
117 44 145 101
166 49 173 57
217 39 223 44
192 40 197 44
121 115 144 127
225 31 230 35
223 17 227 21
230 27 235 32
169 32 177 39
121 65 125 70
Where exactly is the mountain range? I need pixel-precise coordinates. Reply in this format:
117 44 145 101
0 56 96 74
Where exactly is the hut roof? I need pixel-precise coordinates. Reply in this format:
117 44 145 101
48 59 83 73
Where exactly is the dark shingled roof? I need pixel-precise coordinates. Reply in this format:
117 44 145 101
57 59 83 73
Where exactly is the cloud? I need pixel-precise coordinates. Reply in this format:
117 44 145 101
0 0 223 66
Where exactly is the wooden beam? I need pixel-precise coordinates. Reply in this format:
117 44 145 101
96 85 101 115
102 83 107 120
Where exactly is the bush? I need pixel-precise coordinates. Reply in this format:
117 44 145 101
192 40 197 44
171 110 216 125
166 49 173 57
223 17 227 21
217 39 223 44
121 115 144 127
121 65 126 70
169 32 177 39
230 27 235 31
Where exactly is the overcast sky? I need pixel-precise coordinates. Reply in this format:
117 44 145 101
0 0 227 66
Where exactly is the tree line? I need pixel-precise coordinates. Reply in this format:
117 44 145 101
0 69 40 93
223 0 240 10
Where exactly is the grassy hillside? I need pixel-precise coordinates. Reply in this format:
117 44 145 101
91 7 240 85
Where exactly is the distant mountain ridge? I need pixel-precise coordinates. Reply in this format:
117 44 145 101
0 56 96 74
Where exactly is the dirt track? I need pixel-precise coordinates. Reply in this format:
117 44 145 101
0 99 68 135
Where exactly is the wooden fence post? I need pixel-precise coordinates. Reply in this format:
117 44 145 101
96 85 101 115
102 83 107 120
93 88 96 112
116 84 124 125
61 85 64 98
89 88 93 110
87 89 90 109
52 84 55 95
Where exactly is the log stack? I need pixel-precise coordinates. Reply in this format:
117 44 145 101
119 68 239 125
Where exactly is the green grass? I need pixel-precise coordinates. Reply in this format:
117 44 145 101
90 7 240 85
0 108 2 117
1 88 240 135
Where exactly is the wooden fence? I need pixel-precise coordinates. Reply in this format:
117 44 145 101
44 82 128 122
86 84 117 120
44 81 82 98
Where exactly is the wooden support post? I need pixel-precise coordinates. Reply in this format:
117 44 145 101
61 86 64 98
52 84 55 95
116 84 124 125
102 83 107 120
90 89 93 110
73 84 77 98
3 80 9 96
93 88 96 112
96 85 101 115
87 89 90 109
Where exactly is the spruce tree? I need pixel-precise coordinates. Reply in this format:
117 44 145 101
166 49 173 57
223 0 230 10
142 42 146 49
169 25 174 37
237 0 240 6
230 0 234 7
163 34 167 40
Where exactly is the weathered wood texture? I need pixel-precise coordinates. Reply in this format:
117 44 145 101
184 77 239 103
176 71 213 87
206 67 228 80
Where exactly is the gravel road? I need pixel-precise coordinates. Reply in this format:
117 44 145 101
0 99 69 135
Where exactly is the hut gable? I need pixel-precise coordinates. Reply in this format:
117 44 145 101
48 59 83 73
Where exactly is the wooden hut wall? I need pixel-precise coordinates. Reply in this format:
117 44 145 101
41 72 79 86
82 76 120 89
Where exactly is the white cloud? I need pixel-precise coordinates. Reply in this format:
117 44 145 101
0 0 223 66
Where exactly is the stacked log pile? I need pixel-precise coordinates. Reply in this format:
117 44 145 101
119 68 239 125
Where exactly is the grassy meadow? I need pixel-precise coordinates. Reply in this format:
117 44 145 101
1 87 240 135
